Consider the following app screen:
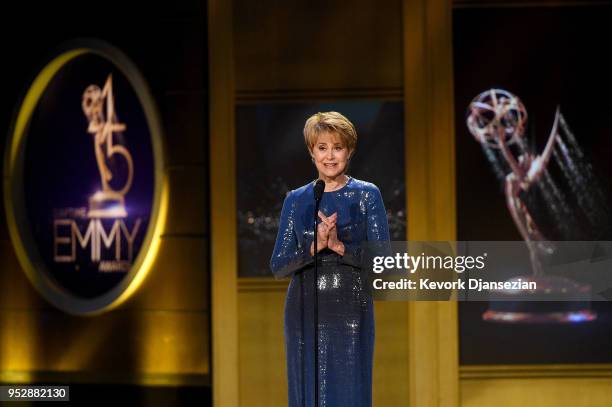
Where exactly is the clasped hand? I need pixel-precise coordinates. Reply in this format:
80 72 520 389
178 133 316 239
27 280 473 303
310 211 345 256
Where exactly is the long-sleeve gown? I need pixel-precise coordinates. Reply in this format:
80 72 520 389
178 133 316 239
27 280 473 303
270 176 390 407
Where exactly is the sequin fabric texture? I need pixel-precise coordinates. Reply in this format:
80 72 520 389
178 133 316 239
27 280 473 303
270 176 390 407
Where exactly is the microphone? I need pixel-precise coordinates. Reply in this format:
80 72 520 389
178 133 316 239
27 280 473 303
314 179 325 201
312 178 325 407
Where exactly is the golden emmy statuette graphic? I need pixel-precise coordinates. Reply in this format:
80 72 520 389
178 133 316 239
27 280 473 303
467 89 597 323
82 74 134 218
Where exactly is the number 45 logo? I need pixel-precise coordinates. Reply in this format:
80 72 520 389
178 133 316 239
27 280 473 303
82 74 134 219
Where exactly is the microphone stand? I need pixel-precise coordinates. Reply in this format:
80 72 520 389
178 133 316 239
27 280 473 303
313 186 323 407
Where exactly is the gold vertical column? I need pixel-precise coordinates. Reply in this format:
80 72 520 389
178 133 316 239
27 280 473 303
403 0 458 406
209 0 239 405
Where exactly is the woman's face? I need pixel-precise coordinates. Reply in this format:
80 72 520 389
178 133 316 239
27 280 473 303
311 131 351 179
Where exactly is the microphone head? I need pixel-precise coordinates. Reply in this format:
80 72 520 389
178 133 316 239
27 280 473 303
314 179 325 201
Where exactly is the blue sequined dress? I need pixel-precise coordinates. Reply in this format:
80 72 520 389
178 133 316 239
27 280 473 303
270 176 390 407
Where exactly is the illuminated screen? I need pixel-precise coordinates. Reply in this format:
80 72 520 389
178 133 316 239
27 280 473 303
454 5 612 364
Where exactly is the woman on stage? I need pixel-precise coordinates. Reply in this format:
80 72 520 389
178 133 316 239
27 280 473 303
270 111 390 407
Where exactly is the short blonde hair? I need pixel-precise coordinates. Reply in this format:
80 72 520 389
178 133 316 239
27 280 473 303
303 111 357 156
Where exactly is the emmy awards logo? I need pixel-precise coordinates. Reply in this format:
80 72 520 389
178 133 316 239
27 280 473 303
50 73 142 270
82 74 134 219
